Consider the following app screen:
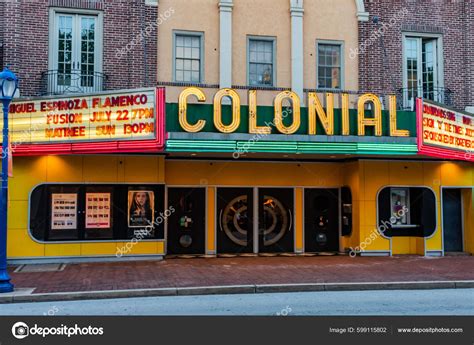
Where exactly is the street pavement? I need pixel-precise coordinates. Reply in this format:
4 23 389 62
1 288 473 316
7 256 474 294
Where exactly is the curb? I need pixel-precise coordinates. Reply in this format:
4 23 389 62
0 280 473 304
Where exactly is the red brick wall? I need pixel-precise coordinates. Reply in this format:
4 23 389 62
1 0 158 97
358 0 473 111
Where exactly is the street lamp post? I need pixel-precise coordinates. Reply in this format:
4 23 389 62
0 67 18 293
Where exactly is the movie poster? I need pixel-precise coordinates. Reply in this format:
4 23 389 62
128 190 155 228
86 193 111 229
51 193 77 230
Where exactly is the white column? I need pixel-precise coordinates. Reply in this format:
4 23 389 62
219 0 233 89
290 0 304 102
355 0 370 22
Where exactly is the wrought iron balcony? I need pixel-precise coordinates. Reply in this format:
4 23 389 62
41 69 107 96
397 87 453 111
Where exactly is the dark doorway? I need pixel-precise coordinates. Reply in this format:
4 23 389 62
167 188 206 255
443 189 463 253
217 188 254 254
258 188 294 253
304 189 340 253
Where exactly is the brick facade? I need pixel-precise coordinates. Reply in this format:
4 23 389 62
358 0 474 112
0 0 158 97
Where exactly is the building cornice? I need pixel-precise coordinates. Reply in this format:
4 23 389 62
218 0 233 12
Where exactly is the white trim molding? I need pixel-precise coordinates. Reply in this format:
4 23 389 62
219 0 233 88
466 106 474 114
290 0 304 102
355 0 369 22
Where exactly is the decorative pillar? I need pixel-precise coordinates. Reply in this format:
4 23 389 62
290 0 304 102
355 0 369 22
219 0 233 89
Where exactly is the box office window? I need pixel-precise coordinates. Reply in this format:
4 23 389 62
390 188 410 225
30 184 165 242
377 187 436 237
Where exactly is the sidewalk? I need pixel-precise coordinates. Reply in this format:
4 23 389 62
3 255 474 303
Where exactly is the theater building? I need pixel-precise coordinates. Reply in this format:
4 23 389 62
2 0 473 261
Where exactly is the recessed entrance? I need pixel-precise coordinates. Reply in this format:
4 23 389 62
442 188 464 253
216 188 293 254
304 189 340 253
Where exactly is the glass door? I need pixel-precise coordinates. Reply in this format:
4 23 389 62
258 188 294 253
52 13 99 94
422 39 439 102
403 37 441 109
217 188 254 254
304 189 340 253
404 37 422 110
79 16 99 93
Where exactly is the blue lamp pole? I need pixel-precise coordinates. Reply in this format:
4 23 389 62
0 67 18 293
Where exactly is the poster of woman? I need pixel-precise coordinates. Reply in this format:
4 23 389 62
128 190 154 228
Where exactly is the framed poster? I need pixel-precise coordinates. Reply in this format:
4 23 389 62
86 193 111 229
128 190 155 228
30 184 165 242
51 193 77 230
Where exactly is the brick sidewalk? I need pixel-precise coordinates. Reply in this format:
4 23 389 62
7 256 474 294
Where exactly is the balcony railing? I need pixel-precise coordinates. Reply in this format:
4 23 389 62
397 87 453 111
41 69 107 96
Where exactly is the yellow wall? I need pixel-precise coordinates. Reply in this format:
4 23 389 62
462 189 474 254
165 160 343 187
232 0 291 87
7 157 474 258
8 155 166 259
158 0 219 85
341 161 361 251
158 0 360 106
357 160 474 255
303 0 359 91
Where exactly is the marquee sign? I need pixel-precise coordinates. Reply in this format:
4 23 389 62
417 98 474 162
175 87 412 137
6 88 165 155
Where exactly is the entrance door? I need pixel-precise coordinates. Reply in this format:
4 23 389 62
304 189 340 253
258 188 294 253
51 13 101 94
167 188 206 255
443 189 463 252
403 37 441 110
217 188 254 254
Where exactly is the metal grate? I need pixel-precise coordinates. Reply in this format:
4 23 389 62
14 263 67 273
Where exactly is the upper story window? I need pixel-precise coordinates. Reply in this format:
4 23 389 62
47 10 104 96
248 37 275 87
403 35 444 110
317 42 343 90
174 32 203 83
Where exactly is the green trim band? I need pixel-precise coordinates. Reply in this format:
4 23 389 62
166 140 418 155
